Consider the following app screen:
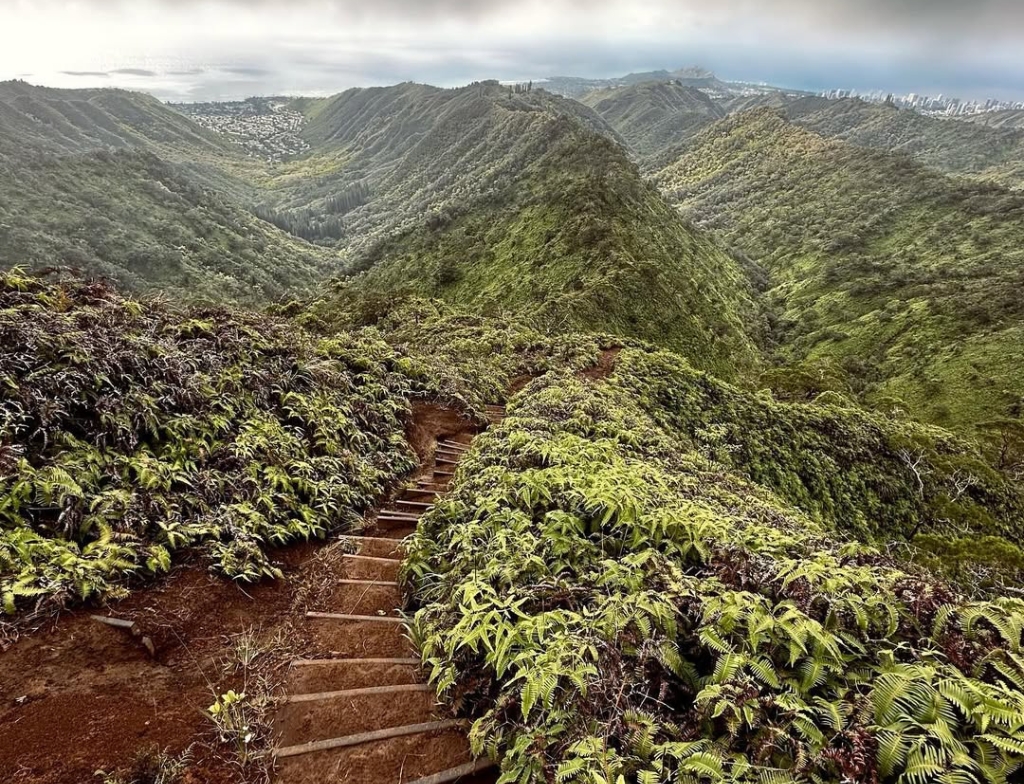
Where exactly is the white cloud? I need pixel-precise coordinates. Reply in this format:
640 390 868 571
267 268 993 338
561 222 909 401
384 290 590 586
1 0 1020 100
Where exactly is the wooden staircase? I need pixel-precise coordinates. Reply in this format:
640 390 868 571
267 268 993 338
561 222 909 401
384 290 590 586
273 421 502 784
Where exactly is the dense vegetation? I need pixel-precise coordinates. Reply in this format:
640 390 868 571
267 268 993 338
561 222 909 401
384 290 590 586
0 270 420 614
0 80 253 198
656 109 1024 432
254 82 624 259
706 93 1024 189
781 98 1024 189
298 296 603 414
334 123 763 381
0 81 233 162
406 341 1024 784
968 111 1024 131
0 150 338 303
580 82 724 162
5 261 1024 782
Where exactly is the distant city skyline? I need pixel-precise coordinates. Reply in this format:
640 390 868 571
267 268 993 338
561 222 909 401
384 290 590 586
822 88 1024 117
1 1 1022 103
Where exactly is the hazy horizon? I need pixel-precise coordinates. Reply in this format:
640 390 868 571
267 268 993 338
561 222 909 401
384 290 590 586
2 0 1023 102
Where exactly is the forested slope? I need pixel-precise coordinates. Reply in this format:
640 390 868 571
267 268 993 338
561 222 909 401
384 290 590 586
257 82 625 253
324 124 764 380
785 97 1024 188
0 151 336 302
0 81 233 160
580 81 725 161
656 109 1024 430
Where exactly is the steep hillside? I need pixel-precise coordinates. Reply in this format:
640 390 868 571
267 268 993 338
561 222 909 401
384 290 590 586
580 81 724 161
0 82 339 301
327 125 764 380
256 82 624 251
6 270 1024 783
723 91 801 114
654 91 1024 187
404 336 1024 784
0 81 233 160
0 150 337 302
0 270 425 616
784 97 1024 187
967 109 1024 130
655 109 1024 430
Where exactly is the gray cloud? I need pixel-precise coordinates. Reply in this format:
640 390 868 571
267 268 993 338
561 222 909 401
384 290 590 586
60 70 109 78
111 68 158 77
755 0 1024 43
79 0 1024 36
220 65 273 77
6 0 1023 102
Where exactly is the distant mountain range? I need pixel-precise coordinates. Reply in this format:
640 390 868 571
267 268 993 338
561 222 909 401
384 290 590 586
2 71 1024 428
541 66 731 99
579 81 725 162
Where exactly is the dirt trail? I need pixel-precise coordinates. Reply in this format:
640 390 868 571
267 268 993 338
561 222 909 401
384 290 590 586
0 401 497 784
270 402 503 784
580 347 622 382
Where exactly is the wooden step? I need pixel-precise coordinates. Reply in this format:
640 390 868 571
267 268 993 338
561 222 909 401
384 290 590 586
291 658 420 667
274 725 474 784
339 536 404 560
377 510 421 520
395 500 435 509
286 659 422 695
432 471 455 477
375 516 422 532
406 759 497 784
437 441 470 452
324 582 401 616
304 616 412 660
375 514 421 526
277 687 437 747
277 720 459 758
307 612 404 624
286 683 433 704
342 554 400 581
435 457 460 466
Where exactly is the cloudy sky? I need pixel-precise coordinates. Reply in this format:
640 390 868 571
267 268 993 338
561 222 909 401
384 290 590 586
1 0 1022 101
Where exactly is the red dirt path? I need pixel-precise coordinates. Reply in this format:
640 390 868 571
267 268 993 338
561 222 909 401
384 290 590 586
0 401 481 784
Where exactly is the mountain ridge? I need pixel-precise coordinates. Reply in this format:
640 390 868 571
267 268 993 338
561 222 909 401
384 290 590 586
315 118 764 380
580 81 725 161
656 108 1024 430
